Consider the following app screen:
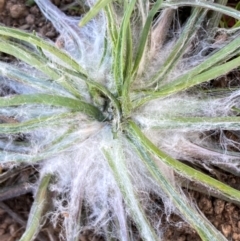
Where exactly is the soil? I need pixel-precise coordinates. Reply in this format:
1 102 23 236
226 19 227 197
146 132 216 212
0 1 240 241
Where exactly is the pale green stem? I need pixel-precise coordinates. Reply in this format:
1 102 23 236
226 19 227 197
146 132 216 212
19 174 51 241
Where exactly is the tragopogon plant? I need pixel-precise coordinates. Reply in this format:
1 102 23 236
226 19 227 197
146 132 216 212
1 0 240 240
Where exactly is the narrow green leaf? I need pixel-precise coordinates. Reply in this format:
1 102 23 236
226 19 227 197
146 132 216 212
136 116 240 130
0 94 104 121
79 0 113 27
114 0 137 95
132 0 163 76
148 8 207 87
127 121 240 203
19 174 51 241
0 40 59 80
133 48 240 107
0 123 103 163
121 24 133 116
102 140 158 241
161 0 240 20
130 140 227 241
104 4 118 48
206 0 228 30
158 54 240 98
0 26 86 74
0 62 68 95
0 113 77 134
0 40 83 99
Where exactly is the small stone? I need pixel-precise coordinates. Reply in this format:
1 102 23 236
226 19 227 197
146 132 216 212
213 220 220 228
39 25 48 36
9 4 27 19
221 223 232 238
225 203 235 212
177 236 186 241
45 31 56 38
0 0 5 13
214 199 225 215
55 37 65 49
30 5 40 15
25 14 35 25
198 197 213 214
19 24 30 30
9 224 18 237
232 233 240 240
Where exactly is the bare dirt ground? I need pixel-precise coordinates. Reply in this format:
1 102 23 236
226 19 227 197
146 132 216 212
0 1 240 241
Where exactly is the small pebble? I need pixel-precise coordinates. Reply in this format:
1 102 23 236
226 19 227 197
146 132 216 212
177 236 186 241
233 233 240 240
45 31 56 38
198 197 213 214
30 5 40 15
221 223 232 238
214 199 225 215
9 224 18 237
25 14 35 25
19 24 30 30
9 4 27 18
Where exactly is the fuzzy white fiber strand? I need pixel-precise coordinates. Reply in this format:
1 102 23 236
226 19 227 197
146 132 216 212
39 125 178 240
133 88 240 175
35 0 109 81
133 90 240 129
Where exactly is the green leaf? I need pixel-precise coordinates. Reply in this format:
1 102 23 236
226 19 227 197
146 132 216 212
147 7 207 87
130 140 227 241
0 62 67 95
19 174 51 241
121 24 133 116
102 139 158 241
79 0 114 27
132 0 163 76
0 40 59 80
133 43 240 107
0 94 104 121
127 121 240 204
104 4 118 48
0 26 86 74
0 40 84 99
114 0 137 95
136 116 240 130
161 1 240 20
0 113 77 134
